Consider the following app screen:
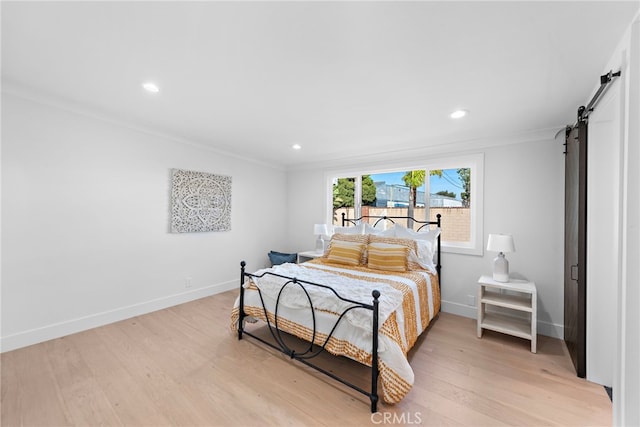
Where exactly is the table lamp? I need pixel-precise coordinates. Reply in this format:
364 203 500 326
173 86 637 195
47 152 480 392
487 234 515 282
314 224 329 253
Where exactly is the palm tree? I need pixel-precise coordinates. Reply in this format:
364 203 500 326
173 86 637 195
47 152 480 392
402 170 442 227
457 168 471 207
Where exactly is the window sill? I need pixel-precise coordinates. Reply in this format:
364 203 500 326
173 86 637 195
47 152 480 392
441 242 483 256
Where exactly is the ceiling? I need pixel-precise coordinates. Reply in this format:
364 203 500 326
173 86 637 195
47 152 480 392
2 1 638 169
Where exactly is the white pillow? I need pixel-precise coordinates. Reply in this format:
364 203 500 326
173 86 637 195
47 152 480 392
376 223 397 237
332 223 365 235
393 224 441 268
363 222 384 235
332 222 389 236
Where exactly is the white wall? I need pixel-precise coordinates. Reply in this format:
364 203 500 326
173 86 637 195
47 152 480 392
287 138 565 338
586 76 621 388
1 92 288 352
618 18 640 425
612 15 640 427
581 14 640 425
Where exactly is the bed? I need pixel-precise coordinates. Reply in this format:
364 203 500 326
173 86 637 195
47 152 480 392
230 214 441 412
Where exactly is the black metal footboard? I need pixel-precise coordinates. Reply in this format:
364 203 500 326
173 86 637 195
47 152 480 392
237 261 381 413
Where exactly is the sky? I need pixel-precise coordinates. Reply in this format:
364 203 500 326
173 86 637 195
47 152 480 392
369 169 464 199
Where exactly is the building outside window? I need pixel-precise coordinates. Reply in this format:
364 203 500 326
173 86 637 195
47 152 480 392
327 153 484 255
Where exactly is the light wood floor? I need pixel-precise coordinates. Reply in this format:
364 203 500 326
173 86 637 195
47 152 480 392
1 290 612 426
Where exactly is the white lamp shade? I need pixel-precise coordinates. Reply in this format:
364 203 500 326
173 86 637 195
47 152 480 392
487 234 515 253
314 224 329 236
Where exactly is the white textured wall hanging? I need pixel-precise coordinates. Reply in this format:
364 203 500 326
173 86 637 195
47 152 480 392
170 169 232 233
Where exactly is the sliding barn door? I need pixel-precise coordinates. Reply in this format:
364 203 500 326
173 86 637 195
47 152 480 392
564 120 587 378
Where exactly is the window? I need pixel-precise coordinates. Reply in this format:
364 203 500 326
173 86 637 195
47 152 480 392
326 153 484 255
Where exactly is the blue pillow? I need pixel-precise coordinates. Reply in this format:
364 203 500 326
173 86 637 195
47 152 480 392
268 251 297 266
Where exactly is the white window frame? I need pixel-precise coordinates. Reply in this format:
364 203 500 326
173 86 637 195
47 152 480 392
325 152 484 256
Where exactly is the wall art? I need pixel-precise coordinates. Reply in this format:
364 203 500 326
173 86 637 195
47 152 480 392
170 169 231 233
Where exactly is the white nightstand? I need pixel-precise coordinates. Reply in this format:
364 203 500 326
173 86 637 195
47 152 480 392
477 275 537 353
297 250 323 263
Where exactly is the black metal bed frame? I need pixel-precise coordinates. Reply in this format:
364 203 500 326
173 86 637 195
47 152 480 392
237 214 442 413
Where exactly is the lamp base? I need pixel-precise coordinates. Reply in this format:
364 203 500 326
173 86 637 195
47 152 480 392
493 252 510 282
315 236 324 253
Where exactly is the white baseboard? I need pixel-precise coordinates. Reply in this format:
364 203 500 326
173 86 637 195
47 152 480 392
441 299 478 319
2 290 563 353
441 300 564 340
0 280 237 353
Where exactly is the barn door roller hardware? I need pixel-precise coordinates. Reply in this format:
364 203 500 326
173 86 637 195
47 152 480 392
577 70 622 123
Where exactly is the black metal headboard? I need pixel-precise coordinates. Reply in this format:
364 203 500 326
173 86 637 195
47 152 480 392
340 213 442 287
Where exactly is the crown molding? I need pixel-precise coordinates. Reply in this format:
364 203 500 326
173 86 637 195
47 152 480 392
3 79 563 174
1 79 286 172
285 126 563 172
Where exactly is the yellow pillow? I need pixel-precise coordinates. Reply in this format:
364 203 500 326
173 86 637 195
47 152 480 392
368 235 421 270
328 233 370 246
326 240 366 266
325 233 370 264
367 242 408 272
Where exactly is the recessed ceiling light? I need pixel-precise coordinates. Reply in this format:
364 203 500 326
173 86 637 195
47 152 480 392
292 144 302 150
142 82 160 93
450 109 468 119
